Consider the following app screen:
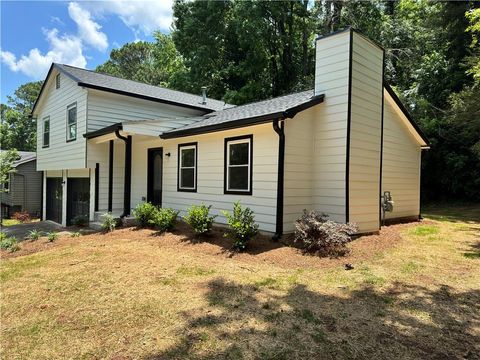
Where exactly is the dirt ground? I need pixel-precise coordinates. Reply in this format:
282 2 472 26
1 206 479 359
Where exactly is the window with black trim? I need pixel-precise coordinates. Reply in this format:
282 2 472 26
178 143 197 191
66 103 77 141
56 73 60 89
224 135 252 194
43 117 50 147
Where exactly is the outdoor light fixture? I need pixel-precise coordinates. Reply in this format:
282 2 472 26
165 152 171 157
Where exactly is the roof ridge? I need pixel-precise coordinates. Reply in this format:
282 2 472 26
57 63 228 105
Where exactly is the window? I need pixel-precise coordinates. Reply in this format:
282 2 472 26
66 103 77 141
178 143 197 191
224 135 252 195
43 117 50 147
3 174 10 192
56 73 60 89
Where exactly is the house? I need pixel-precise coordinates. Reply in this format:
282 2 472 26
33 28 429 234
1 151 42 218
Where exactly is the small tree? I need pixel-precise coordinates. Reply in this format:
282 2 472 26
0 149 19 193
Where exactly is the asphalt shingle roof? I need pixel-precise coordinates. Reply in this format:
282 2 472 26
0 151 36 167
56 64 228 112
161 89 323 138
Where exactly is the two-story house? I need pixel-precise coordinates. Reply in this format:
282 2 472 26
33 28 429 235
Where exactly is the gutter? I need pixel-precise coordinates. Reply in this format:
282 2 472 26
272 118 285 241
114 129 132 219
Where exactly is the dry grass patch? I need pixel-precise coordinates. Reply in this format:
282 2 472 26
1 206 479 359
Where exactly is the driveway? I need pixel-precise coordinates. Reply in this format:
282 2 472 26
1 221 64 240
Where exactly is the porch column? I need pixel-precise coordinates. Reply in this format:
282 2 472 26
61 170 67 227
42 171 47 221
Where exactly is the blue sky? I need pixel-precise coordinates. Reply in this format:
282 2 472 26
1 0 174 103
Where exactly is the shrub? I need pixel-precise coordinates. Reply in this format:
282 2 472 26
71 232 81 238
72 215 89 227
12 211 30 223
46 232 58 242
133 202 158 228
184 203 217 236
222 201 259 251
27 229 42 241
101 213 117 232
0 234 20 252
294 210 358 256
148 208 178 232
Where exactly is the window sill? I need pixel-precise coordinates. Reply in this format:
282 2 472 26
224 190 252 196
177 188 197 193
42 145 49 148
66 138 77 143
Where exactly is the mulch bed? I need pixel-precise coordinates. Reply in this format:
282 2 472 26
1 220 422 269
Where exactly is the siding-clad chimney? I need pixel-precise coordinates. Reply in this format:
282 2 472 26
313 28 384 233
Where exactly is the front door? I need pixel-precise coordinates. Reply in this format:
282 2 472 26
66 178 90 225
147 148 163 206
46 178 62 224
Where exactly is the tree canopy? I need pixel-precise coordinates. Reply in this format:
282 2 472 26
1 0 479 202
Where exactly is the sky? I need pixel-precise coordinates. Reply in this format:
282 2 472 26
0 0 174 103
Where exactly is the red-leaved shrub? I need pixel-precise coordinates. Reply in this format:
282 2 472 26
294 210 358 257
12 211 31 223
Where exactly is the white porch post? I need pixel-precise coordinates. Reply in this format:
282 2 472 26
61 170 67 227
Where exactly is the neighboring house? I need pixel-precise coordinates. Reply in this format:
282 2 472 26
33 28 429 234
1 151 42 218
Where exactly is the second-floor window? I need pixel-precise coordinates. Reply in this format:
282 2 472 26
66 103 77 141
56 73 60 89
43 117 50 147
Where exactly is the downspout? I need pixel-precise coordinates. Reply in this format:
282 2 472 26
272 118 285 241
114 130 132 218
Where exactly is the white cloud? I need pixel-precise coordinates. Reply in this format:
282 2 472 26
84 0 174 36
1 29 86 79
68 2 108 51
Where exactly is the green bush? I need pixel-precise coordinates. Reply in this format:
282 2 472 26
222 201 259 251
0 235 20 252
46 232 58 242
27 229 42 241
184 203 217 236
101 213 117 232
149 208 178 232
133 202 158 228
71 232 81 238
72 215 89 227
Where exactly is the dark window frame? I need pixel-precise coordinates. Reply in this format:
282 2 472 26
224 134 253 195
177 142 197 192
43 116 50 148
55 73 60 89
3 173 10 192
66 102 77 142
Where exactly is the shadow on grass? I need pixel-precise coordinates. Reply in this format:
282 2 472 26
463 241 480 259
143 278 480 360
422 203 480 223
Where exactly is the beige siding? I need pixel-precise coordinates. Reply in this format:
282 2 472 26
382 93 421 219
313 30 350 223
348 32 383 232
36 71 87 170
86 90 203 132
283 106 315 232
130 124 279 232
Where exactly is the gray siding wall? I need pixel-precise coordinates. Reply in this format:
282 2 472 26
1 161 42 214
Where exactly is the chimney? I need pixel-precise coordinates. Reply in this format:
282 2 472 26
201 86 207 105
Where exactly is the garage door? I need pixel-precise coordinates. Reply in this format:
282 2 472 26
46 178 62 224
67 178 90 226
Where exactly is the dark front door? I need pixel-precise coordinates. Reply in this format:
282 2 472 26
67 178 90 225
46 178 62 224
147 148 163 206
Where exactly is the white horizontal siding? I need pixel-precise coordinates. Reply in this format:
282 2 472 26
36 72 87 170
382 94 421 219
348 32 383 233
130 123 278 232
86 90 204 132
313 30 350 224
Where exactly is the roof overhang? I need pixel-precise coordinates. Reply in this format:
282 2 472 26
84 123 123 140
384 84 430 149
160 94 325 139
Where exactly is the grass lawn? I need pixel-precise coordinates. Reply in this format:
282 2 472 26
1 218 40 227
1 205 479 359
